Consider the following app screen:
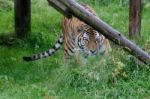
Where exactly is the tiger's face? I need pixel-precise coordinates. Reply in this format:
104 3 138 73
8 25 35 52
77 29 105 57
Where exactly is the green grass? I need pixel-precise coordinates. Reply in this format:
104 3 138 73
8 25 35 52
0 0 150 98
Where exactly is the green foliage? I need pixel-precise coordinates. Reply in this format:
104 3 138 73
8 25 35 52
78 0 129 7
0 0 13 11
0 0 150 99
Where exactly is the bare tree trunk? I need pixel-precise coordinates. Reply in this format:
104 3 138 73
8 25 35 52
47 0 150 64
15 0 31 38
129 0 141 37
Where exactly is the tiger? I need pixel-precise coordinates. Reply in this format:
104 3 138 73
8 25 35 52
23 4 111 62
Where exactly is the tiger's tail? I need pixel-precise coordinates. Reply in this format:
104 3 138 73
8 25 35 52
23 34 64 61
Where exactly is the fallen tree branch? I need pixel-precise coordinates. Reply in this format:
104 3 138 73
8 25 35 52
47 0 72 18
47 0 150 65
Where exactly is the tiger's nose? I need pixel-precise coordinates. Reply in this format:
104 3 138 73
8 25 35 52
90 50 96 54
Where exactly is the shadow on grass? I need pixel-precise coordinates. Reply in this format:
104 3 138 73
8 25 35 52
0 33 16 45
0 32 61 85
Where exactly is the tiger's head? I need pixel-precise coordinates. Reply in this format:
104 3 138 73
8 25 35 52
77 25 106 57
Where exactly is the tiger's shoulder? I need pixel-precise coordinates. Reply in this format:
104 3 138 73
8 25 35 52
62 4 97 34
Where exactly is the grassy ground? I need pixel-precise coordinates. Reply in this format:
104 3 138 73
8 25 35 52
0 0 150 98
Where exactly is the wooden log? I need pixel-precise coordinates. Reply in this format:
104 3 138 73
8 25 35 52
15 0 31 38
47 0 150 64
47 0 72 18
129 0 141 37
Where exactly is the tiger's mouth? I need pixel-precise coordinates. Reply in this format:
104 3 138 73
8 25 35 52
82 49 98 57
90 50 97 55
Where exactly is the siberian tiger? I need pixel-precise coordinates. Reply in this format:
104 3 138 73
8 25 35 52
23 4 111 62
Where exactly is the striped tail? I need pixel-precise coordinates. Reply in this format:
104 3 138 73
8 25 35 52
23 34 64 61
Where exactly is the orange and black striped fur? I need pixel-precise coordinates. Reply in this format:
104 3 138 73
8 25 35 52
23 4 111 61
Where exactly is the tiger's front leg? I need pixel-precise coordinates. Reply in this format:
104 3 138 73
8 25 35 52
74 48 86 66
75 49 82 66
